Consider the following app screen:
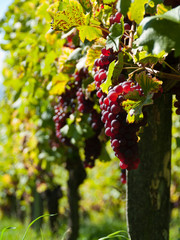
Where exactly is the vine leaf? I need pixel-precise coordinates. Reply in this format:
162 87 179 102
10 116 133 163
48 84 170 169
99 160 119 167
112 52 124 80
133 50 167 65
52 0 102 42
117 0 132 16
52 0 86 31
79 0 92 11
135 71 162 95
77 25 102 42
85 48 101 70
100 60 116 94
123 72 162 123
122 94 152 123
128 0 148 24
137 6 180 56
106 22 124 52
50 73 69 95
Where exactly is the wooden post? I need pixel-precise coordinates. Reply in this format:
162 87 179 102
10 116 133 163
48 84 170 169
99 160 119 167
127 93 172 240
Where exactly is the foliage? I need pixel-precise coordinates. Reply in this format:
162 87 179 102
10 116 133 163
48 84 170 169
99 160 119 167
0 0 180 239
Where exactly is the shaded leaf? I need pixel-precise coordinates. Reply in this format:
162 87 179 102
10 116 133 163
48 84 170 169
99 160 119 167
137 6 180 56
117 0 132 16
106 22 124 52
112 52 124 80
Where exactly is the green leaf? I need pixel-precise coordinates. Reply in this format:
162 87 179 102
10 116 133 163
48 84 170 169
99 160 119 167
42 51 56 75
100 60 116 94
122 72 162 123
106 22 124 52
112 52 124 80
52 0 86 32
137 6 180 56
79 0 92 11
135 71 162 95
128 0 149 24
133 50 167 65
116 0 132 16
122 94 153 123
36 2 51 21
103 0 117 4
77 26 102 42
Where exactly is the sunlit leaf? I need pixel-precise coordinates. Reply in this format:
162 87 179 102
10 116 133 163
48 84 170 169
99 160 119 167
128 0 148 24
78 25 102 42
100 60 116 94
135 71 162 95
52 0 86 32
50 73 69 95
85 48 101 70
106 22 124 52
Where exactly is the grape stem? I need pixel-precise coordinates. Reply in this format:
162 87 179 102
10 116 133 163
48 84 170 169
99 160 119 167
145 67 180 81
128 21 136 49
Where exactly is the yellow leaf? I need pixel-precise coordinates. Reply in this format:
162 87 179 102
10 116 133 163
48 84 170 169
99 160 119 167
156 4 171 15
85 48 101 70
52 0 86 32
50 73 69 95
87 82 96 92
58 47 74 72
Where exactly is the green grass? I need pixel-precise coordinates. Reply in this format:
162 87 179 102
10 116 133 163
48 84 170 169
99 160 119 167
0 211 180 240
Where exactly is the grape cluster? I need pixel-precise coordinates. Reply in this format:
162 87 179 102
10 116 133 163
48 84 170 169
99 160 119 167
109 12 131 47
53 68 103 167
53 68 86 144
174 89 180 115
84 136 102 168
94 47 146 171
76 88 94 113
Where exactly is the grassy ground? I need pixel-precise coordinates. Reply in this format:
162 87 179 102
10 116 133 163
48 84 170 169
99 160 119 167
0 215 127 240
0 210 180 240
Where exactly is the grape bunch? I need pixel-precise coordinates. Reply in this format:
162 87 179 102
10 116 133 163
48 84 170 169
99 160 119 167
53 67 103 167
53 68 86 144
174 88 180 115
84 135 102 168
109 12 131 47
93 47 146 171
76 88 94 113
